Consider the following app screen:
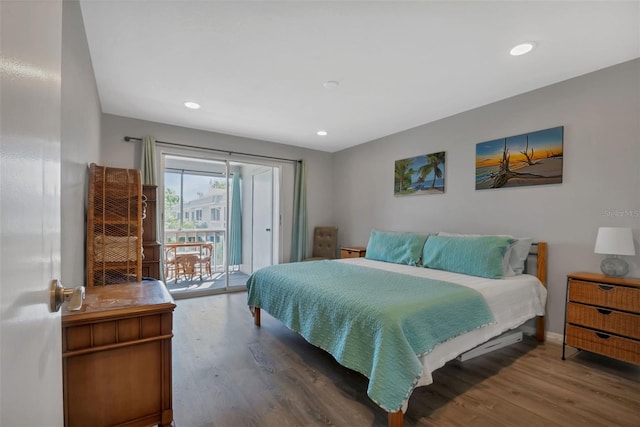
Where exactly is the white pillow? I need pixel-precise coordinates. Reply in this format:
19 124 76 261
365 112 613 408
437 232 533 276
508 236 534 275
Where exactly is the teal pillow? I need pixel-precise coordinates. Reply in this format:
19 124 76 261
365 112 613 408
422 235 516 278
365 230 429 266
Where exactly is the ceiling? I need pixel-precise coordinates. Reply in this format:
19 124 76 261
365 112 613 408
80 1 639 153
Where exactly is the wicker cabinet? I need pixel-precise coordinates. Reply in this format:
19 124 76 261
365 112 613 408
87 164 143 285
563 272 640 365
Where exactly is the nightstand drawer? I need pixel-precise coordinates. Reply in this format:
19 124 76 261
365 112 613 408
568 279 640 312
567 302 640 340
565 324 640 365
341 246 366 259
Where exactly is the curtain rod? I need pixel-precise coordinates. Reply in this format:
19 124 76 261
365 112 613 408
124 136 300 163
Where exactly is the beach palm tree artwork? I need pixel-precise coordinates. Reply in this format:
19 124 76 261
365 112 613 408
475 126 563 190
394 151 446 196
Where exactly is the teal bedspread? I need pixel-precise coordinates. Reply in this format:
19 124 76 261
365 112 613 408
246 260 495 412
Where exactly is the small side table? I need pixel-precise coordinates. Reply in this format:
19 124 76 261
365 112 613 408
563 272 640 365
341 246 367 259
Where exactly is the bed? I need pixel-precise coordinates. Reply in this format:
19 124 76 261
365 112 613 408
247 232 547 427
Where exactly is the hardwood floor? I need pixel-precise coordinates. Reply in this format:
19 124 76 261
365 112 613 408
172 292 640 427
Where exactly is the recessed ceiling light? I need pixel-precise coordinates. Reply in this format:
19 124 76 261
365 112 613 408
323 80 339 89
510 42 535 56
317 130 328 136
183 101 201 109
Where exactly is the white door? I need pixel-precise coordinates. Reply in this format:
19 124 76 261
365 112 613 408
0 1 64 425
252 170 273 271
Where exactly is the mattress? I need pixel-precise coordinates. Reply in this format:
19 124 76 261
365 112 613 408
335 257 547 409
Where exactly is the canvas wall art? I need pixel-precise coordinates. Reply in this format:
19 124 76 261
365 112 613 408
394 151 445 196
475 126 563 190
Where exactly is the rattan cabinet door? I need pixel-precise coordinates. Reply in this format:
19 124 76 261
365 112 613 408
87 163 143 285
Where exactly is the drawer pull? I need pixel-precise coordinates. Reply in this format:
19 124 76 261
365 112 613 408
596 308 612 315
595 332 611 340
598 284 614 291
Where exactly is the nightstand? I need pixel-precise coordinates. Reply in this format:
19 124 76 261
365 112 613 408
563 272 640 365
341 246 367 259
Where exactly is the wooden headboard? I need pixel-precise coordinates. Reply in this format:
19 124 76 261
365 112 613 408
531 241 547 342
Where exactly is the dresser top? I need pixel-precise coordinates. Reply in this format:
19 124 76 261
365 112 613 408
62 280 175 323
568 272 640 288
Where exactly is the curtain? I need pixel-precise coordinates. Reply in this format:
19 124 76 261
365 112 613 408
290 160 308 262
141 135 157 185
228 173 242 266
140 135 159 279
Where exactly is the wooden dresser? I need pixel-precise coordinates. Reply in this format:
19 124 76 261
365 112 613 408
563 272 640 365
340 246 367 259
62 281 176 426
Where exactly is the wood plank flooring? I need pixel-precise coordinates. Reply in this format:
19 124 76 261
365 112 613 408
172 292 640 427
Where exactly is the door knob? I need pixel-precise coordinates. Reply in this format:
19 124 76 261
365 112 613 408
49 279 85 312
265 228 271 232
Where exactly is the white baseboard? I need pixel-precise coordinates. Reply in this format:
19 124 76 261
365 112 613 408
545 331 564 344
521 325 563 344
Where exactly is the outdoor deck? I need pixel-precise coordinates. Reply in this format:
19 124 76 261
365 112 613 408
165 269 249 297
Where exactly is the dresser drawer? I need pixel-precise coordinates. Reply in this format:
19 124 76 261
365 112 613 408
565 324 640 365
568 279 640 312
63 312 173 353
567 302 640 340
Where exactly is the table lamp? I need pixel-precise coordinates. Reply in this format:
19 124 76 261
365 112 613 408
594 227 636 277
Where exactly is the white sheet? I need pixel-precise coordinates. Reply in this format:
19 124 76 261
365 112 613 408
336 257 547 410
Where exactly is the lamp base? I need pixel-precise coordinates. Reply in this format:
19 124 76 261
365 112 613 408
600 256 629 277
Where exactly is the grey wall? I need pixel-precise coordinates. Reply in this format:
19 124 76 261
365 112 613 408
56 9 639 337
332 59 640 335
61 0 102 286
100 114 334 262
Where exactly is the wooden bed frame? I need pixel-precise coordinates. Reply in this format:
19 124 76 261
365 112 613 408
252 242 548 427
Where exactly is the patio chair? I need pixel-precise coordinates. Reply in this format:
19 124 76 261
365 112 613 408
177 254 199 281
198 243 213 277
164 246 177 282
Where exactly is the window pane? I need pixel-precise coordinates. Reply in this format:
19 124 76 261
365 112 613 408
164 171 181 231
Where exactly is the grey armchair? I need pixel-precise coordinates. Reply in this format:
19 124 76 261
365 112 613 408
304 226 338 261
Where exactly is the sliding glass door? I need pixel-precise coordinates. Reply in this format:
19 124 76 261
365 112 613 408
160 153 279 297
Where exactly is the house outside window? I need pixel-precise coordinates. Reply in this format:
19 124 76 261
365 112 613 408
166 173 227 231
211 208 220 221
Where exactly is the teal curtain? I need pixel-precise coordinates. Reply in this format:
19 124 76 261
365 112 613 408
141 135 157 184
229 173 242 266
290 160 308 262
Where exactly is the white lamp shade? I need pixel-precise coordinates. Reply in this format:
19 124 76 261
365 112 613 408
594 227 636 256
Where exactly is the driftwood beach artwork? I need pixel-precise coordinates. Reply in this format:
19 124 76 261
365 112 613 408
476 126 563 190
395 151 445 196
